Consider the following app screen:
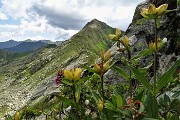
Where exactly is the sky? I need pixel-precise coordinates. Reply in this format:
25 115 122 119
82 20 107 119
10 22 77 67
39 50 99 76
0 0 144 42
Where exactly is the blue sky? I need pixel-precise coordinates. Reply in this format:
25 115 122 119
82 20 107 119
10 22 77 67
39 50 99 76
0 0 144 42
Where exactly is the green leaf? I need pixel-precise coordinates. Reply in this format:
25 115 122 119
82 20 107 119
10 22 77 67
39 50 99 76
104 101 118 112
81 65 98 74
131 49 152 60
75 76 91 84
155 18 161 29
61 78 73 86
164 94 171 103
134 89 144 101
170 99 179 110
129 66 152 91
172 90 180 98
156 59 180 93
90 91 100 104
144 92 158 118
112 66 129 80
111 95 116 107
143 118 158 120
116 95 123 108
55 95 76 107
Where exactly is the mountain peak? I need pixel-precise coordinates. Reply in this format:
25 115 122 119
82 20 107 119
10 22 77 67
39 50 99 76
83 18 108 29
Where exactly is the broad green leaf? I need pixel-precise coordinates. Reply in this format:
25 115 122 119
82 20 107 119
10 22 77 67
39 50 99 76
112 66 129 80
131 49 152 60
129 66 152 91
116 95 123 108
55 95 76 107
104 101 118 112
144 92 158 118
156 59 180 93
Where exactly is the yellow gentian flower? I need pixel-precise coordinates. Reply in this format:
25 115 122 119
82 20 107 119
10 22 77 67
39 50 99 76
141 3 168 19
64 68 82 81
64 69 73 80
108 28 121 41
100 49 111 62
121 35 129 47
148 4 157 14
98 99 104 112
156 4 168 16
94 63 101 73
104 50 111 62
74 68 82 80
103 60 110 72
148 40 161 52
141 8 148 18
15 112 20 120
149 42 156 52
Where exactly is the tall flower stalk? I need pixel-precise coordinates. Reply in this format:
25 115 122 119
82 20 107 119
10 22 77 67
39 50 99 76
94 50 110 101
109 31 133 98
63 68 82 118
141 3 168 118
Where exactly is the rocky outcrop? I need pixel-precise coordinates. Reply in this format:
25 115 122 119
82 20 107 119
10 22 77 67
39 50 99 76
126 0 179 55
104 0 179 84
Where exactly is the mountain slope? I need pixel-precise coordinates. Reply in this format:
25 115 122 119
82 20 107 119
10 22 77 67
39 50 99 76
0 49 31 62
4 41 48 52
0 19 115 117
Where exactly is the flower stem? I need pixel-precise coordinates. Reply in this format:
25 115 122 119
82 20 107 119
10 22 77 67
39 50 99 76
73 83 77 103
152 18 158 118
72 82 80 119
101 75 104 100
127 47 133 98
153 18 157 96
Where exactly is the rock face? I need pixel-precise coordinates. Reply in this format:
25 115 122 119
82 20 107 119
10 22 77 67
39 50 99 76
104 0 179 84
126 0 179 55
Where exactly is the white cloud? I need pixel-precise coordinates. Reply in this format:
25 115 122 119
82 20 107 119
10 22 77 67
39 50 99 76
25 36 48 40
0 0 40 19
19 18 47 33
0 11 8 20
0 0 144 42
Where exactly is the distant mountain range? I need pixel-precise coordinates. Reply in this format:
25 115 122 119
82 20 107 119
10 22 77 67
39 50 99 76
0 39 62 53
0 40 20 49
4 41 47 53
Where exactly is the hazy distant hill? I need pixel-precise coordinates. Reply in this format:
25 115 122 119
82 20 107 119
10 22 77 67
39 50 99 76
0 40 20 49
4 41 48 52
0 40 62 52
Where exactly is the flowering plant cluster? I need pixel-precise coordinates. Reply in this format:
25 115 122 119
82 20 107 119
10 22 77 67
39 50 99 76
13 3 180 120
